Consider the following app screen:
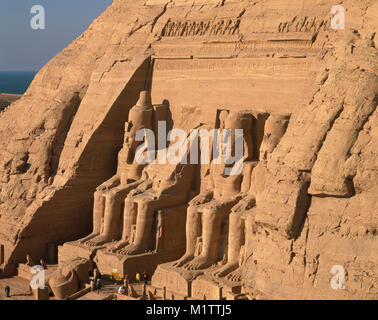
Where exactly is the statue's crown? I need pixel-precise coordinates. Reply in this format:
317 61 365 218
135 91 153 111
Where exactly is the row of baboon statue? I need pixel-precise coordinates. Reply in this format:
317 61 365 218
162 19 240 37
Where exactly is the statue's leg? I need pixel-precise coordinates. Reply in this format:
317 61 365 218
120 193 187 255
122 200 155 255
173 206 201 267
123 198 138 241
213 210 243 277
184 208 223 270
79 191 105 243
110 198 137 252
87 191 123 246
226 211 255 282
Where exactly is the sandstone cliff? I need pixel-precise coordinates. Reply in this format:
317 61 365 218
0 0 376 299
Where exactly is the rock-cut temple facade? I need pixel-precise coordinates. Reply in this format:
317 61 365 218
0 0 377 300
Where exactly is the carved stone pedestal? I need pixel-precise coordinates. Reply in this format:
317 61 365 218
152 262 244 300
151 262 201 298
58 242 104 265
95 203 188 279
192 275 242 300
96 250 163 280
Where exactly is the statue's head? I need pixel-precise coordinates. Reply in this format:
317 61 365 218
224 111 242 130
223 111 253 161
128 91 153 131
260 113 290 161
122 91 154 166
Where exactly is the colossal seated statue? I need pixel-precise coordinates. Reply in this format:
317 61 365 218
109 136 196 255
172 111 254 271
259 113 290 162
211 113 291 282
78 91 154 247
211 169 256 282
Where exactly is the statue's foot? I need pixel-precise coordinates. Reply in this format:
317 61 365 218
225 269 242 282
107 240 129 253
119 243 146 255
172 254 194 268
184 256 212 271
211 262 238 278
85 235 110 247
78 233 98 244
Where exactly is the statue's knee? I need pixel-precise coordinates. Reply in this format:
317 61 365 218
139 202 149 211
203 210 218 222
230 211 241 222
187 208 200 222
124 198 134 207
94 191 103 199
138 202 153 218
106 195 116 204
187 206 196 216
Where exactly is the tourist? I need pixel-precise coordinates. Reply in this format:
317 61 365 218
136 272 141 283
124 276 130 295
124 275 129 286
143 271 149 285
96 268 102 280
96 278 101 291
118 284 126 295
90 278 95 291
5 285 10 298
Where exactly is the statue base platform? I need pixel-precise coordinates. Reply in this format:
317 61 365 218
58 241 105 265
151 262 205 298
95 248 183 280
94 203 188 279
191 274 242 300
17 263 58 282
58 203 187 280
152 262 243 300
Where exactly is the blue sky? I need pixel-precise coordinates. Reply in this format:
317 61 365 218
0 0 113 71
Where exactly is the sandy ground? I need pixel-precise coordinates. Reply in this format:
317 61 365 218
0 276 34 300
0 274 150 300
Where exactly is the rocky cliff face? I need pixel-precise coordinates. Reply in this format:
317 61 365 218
0 0 376 299
246 20 378 298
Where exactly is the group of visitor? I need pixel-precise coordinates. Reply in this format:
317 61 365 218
118 271 149 295
89 267 102 292
136 271 149 285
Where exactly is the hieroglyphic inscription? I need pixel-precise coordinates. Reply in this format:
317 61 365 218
278 16 329 33
161 18 240 37
152 39 317 59
153 58 310 74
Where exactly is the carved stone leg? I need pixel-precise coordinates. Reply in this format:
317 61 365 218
79 191 105 243
86 192 123 246
110 198 137 252
123 199 138 241
184 209 223 270
121 201 154 255
213 210 243 278
225 211 255 282
172 206 201 267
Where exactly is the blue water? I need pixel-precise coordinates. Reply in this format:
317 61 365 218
0 71 37 94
